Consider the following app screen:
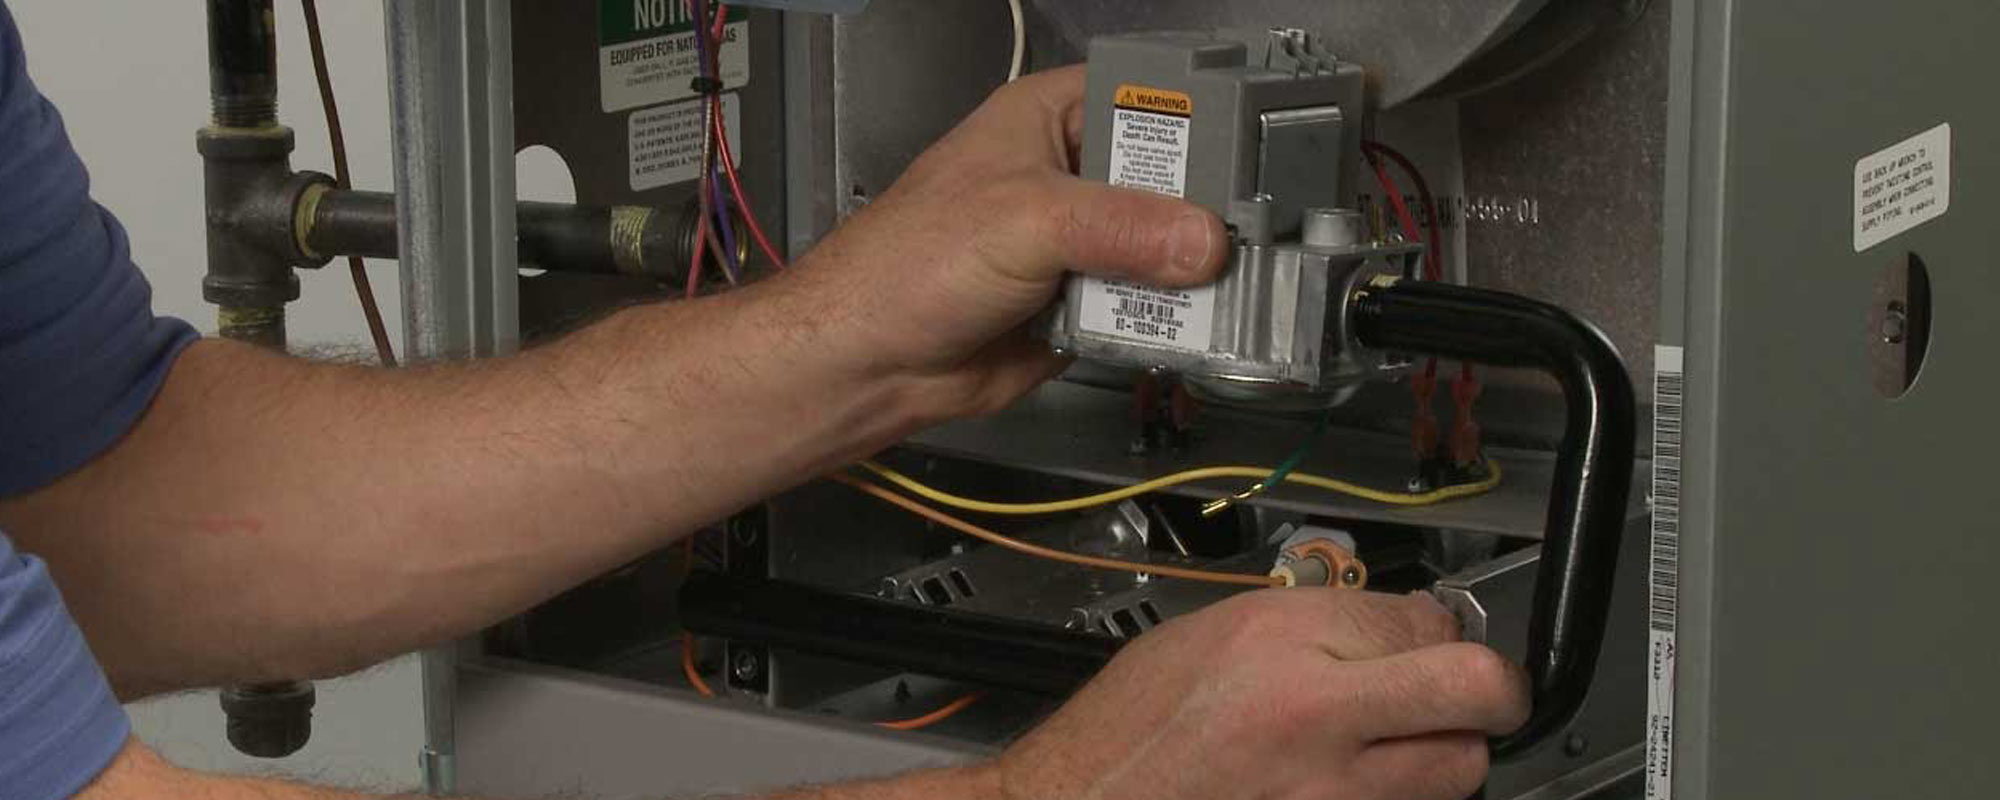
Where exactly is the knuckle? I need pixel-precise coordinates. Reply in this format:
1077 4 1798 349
1436 738 1491 799
1404 593 1465 645
1442 643 1519 700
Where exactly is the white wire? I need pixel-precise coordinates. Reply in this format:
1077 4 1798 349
1006 0 1026 82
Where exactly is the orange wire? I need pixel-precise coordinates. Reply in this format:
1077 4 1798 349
877 693 982 731
681 629 977 728
681 632 717 697
828 474 1283 588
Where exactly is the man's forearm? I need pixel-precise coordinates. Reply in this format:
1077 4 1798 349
0 272 940 696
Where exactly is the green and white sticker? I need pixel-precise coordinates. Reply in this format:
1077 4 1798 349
599 1 749 113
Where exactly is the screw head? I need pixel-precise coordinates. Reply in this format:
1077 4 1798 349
1564 733 1590 757
1880 302 1910 344
1341 566 1363 587
730 650 761 682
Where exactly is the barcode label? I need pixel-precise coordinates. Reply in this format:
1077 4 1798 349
1076 278 1215 352
1646 345 1685 800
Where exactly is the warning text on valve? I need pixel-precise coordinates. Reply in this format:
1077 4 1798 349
1082 84 1211 350
1854 123 1951 252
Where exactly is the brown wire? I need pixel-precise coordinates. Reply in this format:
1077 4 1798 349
828 474 1284 588
301 0 398 367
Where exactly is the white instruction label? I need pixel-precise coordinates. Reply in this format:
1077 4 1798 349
1854 123 1951 252
629 93 742 192
1645 345 1685 800
1076 280 1216 352
1078 85 1213 351
599 2 750 113
1107 84 1192 198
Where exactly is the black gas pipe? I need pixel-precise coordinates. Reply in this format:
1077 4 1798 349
1350 276 1637 757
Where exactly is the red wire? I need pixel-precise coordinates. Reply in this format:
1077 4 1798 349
713 106 788 270
1361 141 1443 283
1364 143 1482 460
1367 154 1424 256
686 214 710 299
705 2 786 271
685 0 715 299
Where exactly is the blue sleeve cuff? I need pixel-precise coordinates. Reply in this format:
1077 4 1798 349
0 535 131 800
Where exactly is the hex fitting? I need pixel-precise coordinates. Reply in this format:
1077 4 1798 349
219 681 316 759
1270 535 1368 589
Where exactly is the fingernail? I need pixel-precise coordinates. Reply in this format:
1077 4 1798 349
1167 212 1217 277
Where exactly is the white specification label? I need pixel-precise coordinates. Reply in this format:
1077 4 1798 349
1645 344 1685 800
629 93 741 192
1854 123 1951 252
1076 279 1216 352
599 2 750 113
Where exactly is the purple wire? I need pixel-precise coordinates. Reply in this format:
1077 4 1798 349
688 0 741 281
710 163 741 280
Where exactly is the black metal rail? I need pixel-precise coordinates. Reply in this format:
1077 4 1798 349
680 572 1123 696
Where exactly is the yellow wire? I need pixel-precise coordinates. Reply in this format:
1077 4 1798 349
856 459 1503 516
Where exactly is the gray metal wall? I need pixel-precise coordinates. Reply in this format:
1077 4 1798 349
1667 0 2000 797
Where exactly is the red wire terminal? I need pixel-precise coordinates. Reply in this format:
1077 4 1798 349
1450 364 1484 466
1410 365 1441 460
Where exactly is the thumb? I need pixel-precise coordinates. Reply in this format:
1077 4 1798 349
994 174 1227 289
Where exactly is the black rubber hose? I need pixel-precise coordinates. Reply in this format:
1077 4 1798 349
1350 278 1637 758
303 189 693 282
680 571 1123 696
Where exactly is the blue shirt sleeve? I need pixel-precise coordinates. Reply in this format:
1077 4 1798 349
0 531 131 800
0 0 199 498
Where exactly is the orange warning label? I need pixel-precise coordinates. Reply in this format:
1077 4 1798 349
1114 84 1192 118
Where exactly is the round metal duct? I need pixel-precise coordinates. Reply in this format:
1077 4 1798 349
1029 0 1634 106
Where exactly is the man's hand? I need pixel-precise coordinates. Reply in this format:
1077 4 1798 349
994 590 1530 800
774 65 1226 424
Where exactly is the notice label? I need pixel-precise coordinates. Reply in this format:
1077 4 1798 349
1108 84 1192 198
1080 84 1211 351
1854 123 1951 252
629 93 742 191
1645 345 1685 800
599 0 749 113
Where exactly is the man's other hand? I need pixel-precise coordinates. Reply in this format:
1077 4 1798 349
992 590 1532 800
